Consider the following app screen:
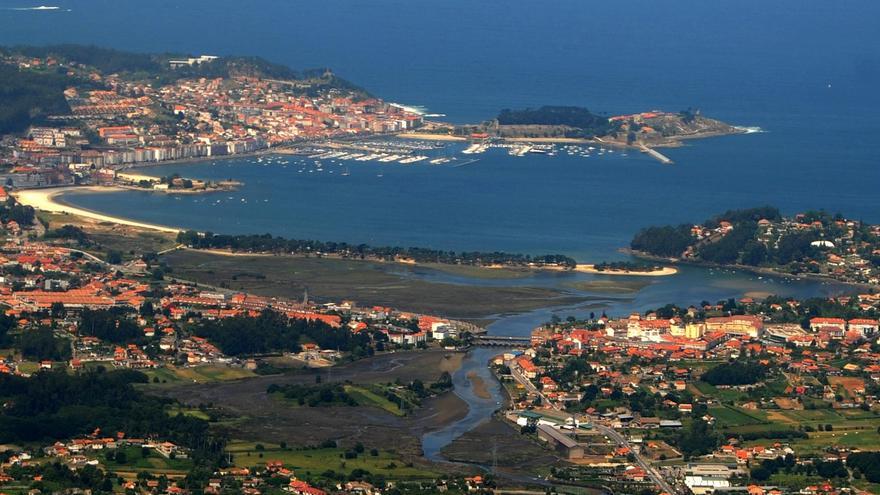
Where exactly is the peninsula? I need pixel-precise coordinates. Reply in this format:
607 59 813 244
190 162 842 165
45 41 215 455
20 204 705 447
0 44 743 192
630 206 880 286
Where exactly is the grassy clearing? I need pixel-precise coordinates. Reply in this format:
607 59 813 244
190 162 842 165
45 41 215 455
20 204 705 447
141 365 256 385
38 211 177 262
98 446 193 475
345 385 407 416
166 405 211 420
710 405 767 427
694 381 747 402
226 441 436 479
785 429 880 455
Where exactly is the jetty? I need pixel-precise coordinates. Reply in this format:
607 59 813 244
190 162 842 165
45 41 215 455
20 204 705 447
640 145 674 164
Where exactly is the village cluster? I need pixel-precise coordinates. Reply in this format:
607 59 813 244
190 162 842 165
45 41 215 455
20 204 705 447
496 292 880 495
687 214 880 286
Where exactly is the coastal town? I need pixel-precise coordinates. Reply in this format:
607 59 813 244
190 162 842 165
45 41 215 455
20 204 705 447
0 46 424 190
0 44 879 495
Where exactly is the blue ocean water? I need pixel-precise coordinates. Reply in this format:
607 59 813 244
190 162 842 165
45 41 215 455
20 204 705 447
3 0 879 307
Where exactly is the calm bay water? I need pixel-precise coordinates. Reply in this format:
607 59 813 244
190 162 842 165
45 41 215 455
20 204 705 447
2 0 875 305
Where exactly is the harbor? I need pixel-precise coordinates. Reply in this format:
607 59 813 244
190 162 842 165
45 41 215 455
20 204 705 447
269 136 647 172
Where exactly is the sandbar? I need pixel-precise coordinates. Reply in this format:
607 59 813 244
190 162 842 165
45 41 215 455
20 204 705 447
14 187 182 234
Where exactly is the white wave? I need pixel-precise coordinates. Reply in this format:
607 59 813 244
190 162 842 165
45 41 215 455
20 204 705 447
734 126 766 134
6 5 62 10
389 102 429 115
424 113 447 118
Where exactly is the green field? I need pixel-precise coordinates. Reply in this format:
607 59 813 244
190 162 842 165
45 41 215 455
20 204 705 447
694 381 747 402
99 446 193 475
710 405 767 427
165 405 211 420
141 365 256 385
226 441 437 479
345 385 408 416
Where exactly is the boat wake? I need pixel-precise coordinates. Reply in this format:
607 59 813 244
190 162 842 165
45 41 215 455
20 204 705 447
734 125 766 134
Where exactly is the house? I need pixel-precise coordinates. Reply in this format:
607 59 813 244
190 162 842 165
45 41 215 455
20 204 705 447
848 319 879 337
809 317 846 335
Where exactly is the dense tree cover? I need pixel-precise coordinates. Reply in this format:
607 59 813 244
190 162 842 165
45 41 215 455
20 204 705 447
701 361 767 386
630 225 693 257
11 44 162 75
0 368 222 461
44 224 91 245
79 308 143 344
703 206 781 228
192 309 372 357
676 419 719 458
267 383 357 407
0 314 16 347
630 206 826 268
5 44 367 97
7 462 116 494
0 198 36 225
0 62 71 134
177 230 577 268
774 230 820 265
18 327 71 361
749 454 847 483
497 106 614 136
697 222 758 264
736 430 807 442
848 452 880 483
592 261 660 272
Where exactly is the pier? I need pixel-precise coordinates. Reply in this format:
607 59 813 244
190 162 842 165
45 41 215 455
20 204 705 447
640 145 674 164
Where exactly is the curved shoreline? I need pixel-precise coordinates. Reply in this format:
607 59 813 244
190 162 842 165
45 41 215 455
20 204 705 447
14 187 676 278
13 187 182 234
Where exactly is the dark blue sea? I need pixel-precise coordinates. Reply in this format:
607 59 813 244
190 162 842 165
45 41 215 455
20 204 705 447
2 0 878 318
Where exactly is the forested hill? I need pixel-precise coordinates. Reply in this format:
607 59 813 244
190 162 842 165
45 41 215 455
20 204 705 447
0 63 72 134
0 44 367 134
630 206 880 281
495 106 615 137
4 44 364 89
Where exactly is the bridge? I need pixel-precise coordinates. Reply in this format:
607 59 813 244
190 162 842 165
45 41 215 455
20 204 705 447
473 335 531 347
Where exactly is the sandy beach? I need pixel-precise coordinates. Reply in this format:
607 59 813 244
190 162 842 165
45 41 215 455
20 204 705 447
574 264 678 276
14 187 182 234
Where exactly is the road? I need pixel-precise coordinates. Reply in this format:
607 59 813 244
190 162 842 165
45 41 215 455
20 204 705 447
594 424 676 494
507 359 676 494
